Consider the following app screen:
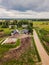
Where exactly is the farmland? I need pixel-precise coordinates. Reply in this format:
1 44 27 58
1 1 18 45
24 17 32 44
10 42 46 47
0 20 49 65
0 20 42 65
33 21 49 55
0 37 41 65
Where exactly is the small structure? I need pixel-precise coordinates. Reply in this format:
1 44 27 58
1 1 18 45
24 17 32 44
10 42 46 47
9 25 17 29
2 37 17 44
21 29 29 34
11 29 20 36
22 25 28 28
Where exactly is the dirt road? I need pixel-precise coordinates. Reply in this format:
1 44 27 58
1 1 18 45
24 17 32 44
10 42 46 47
33 29 49 65
18 34 32 39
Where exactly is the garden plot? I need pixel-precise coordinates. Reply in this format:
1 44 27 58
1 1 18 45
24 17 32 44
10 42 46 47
2 37 17 44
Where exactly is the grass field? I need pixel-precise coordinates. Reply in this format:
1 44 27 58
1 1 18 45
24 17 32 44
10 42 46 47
0 20 42 65
0 28 14 36
33 21 49 55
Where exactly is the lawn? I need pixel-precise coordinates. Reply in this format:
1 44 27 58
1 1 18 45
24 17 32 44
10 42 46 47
0 28 13 36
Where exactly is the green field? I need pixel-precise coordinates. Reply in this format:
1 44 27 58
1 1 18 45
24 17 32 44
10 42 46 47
33 21 49 55
0 20 49 65
0 20 41 65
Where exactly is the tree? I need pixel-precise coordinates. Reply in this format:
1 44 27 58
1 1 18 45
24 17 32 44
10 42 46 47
27 23 33 34
11 20 17 25
0 22 2 25
1 20 9 28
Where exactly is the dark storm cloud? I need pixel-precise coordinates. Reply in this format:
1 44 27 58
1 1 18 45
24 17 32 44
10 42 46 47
0 0 49 12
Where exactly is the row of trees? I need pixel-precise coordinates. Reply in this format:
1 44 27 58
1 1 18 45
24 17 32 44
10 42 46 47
27 22 33 34
0 20 33 27
0 20 17 28
0 20 33 34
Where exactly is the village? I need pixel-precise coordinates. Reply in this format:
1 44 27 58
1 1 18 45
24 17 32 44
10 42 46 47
0 20 37 65
0 0 49 65
0 20 49 65
0 20 33 45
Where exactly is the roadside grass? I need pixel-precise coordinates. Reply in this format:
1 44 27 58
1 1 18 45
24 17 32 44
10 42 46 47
35 28 49 55
32 37 41 62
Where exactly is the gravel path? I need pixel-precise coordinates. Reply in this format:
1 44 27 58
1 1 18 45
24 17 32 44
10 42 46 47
33 29 49 65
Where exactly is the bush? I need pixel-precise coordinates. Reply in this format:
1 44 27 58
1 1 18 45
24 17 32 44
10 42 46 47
0 29 4 32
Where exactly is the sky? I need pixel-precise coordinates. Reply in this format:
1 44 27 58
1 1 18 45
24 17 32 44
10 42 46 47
0 0 49 19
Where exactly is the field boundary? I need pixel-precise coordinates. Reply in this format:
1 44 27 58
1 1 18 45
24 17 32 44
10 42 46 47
35 28 49 55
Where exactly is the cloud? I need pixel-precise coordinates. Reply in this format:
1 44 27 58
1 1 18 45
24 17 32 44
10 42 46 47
0 7 49 18
0 0 49 12
0 0 49 18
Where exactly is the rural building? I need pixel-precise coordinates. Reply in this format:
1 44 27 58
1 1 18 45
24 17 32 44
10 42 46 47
22 25 28 28
21 29 29 34
9 25 17 28
11 29 20 36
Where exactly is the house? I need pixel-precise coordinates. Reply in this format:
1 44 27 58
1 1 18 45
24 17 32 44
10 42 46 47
22 25 28 28
21 29 29 34
11 29 20 36
9 25 17 29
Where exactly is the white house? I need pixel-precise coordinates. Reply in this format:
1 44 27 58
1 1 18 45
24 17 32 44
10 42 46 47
22 25 28 28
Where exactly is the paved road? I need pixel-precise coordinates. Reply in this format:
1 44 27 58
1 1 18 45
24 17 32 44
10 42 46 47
33 29 49 65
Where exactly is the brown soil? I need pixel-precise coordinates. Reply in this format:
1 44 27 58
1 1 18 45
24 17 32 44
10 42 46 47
0 32 4 37
46 34 49 37
1 37 31 62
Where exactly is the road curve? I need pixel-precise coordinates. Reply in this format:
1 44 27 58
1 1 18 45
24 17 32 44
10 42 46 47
33 29 49 65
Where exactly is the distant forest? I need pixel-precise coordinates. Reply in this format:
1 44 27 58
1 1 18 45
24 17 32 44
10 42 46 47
0 18 49 21
32 19 49 21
